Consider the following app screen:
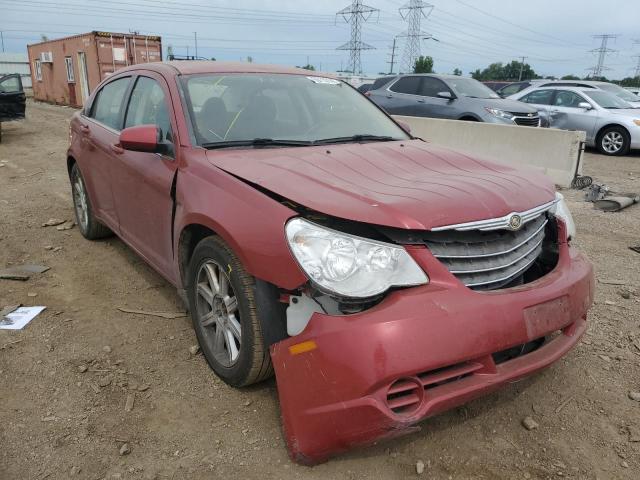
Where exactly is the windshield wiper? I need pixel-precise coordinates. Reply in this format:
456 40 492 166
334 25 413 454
202 138 313 149
313 134 396 145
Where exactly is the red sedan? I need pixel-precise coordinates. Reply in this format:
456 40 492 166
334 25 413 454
67 61 594 464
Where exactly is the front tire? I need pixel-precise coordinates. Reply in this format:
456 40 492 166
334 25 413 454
187 236 272 387
70 163 112 239
597 126 630 156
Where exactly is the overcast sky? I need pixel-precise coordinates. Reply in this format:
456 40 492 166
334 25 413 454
1 0 639 79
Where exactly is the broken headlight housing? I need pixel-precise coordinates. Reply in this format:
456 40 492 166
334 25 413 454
285 218 428 298
551 192 576 240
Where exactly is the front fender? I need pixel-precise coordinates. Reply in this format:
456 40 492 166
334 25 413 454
173 150 307 291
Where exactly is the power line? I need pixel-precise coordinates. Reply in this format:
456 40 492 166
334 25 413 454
398 1 433 73
587 34 618 78
336 0 379 74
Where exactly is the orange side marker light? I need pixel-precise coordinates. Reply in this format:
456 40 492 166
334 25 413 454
288 340 317 355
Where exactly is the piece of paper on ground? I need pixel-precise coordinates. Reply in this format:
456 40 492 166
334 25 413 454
0 306 46 330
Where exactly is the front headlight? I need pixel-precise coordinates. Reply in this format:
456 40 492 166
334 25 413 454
484 107 515 121
285 218 428 298
551 192 576 240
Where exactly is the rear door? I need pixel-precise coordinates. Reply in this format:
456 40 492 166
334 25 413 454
108 73 178 280
79 75 133 228
548 89 598 140
0 74 26 122
375 76 423 115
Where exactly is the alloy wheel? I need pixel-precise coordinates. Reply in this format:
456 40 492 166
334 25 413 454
195 260 241 367
73 174 89 231
602 131 624 154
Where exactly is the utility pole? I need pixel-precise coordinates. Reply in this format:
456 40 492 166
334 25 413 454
0 31 4 53
398 0 434 74
387 36 399 74
587 34 618 78
633 39 640 82
336 0 379 75
194 32 198 59
518 56 527 81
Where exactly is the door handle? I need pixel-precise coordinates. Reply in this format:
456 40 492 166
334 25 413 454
79 124 90 133
386 95 393 99
417 99 425 103
110 143 124 154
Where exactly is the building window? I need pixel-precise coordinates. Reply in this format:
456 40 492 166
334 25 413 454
34 59 42 81
65 57 75 82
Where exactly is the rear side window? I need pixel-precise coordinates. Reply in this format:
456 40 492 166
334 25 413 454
420 77 449 97
90 77 130 130
124 76 172 142
390 76 421 95
520 89 554 105
500 82 528 97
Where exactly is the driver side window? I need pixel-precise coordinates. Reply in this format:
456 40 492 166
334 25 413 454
124 76 173 144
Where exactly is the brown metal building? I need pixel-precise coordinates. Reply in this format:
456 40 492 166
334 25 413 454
27 31 162 107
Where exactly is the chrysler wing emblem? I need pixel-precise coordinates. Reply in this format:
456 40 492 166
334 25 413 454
508 214 523 230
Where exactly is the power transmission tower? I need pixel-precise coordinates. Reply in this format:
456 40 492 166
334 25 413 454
587 34 618 78
336 1 379 74
398 0 434 73
387 37 399 74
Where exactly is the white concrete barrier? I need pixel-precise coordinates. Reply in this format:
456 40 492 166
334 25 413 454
393 115 586 188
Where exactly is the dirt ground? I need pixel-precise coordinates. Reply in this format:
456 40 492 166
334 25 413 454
1 101 639 480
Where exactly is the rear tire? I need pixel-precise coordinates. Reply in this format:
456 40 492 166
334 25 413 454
597 126 630 156
187 236 272 387
70 163 112 240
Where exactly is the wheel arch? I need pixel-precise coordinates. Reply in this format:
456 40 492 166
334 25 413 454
458 114 481 121
595 123 630 142
178 221 289 348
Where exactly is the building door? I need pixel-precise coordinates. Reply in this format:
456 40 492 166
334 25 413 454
77 52 90 105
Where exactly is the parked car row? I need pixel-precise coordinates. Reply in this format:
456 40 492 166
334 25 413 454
508 84 640 155
366 74 541 127
363 74 640 156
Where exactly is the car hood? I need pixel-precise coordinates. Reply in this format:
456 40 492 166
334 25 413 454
610 107 640 116
465 97 538 113
206 140 555 230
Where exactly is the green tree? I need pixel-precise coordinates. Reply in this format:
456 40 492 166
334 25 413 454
414 56 434 74
618 76 640 87
453 68 462 76
561 74 581 80
296 64 315 71
471 61 537 81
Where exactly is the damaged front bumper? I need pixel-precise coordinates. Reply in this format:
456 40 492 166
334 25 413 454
270 241 594 464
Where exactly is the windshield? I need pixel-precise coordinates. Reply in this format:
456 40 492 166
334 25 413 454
597 83 639 102
447 77 500 99
584 90 633 109
182 74 409 146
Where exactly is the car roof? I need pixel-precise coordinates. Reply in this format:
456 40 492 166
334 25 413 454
113 61 335 78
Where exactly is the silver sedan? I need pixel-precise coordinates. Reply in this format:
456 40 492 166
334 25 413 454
509 86 640 156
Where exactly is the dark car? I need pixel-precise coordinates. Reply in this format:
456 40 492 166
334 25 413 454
483 81 512 92
368 74 541 126
0 73 26 142
67 61 592 464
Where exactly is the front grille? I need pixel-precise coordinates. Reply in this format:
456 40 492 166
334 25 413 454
512 113 540 127
422 213 555 290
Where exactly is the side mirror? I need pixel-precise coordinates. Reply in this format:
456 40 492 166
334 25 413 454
437 91 455 100
578 102 593 110
119 125 162 153
397 120 411 133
